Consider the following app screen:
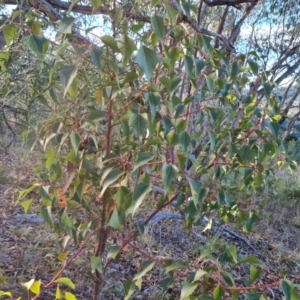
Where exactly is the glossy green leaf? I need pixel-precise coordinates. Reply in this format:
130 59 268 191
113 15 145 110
146 92 160 119
24 35 49 60
129 112 148 136
41 206 54 228
135 45 161 81
162 164 178 192
3 24 18 45
180 280 198 299
108 209 121 229
107 246 122 260
60 65 78 96
132 182 151 214
21 279 35 290
164 260 188 272
55 285 63 299
100 35 121 52
240 256 262 264
250 265 262 282
151 15 165 41
133 261 155 280
91 256 103 273
281 279 293 300
230 61 239 80
100 169 123 196
87 110 106 122
263 82 272 98
120 34 136 67
21 199 32 214
70 131 80 154
124 280 135 300
248 60 259 75
179 131 191 152
133 152 155 171
54 278 75 290
226 245 238 263
187 177 201 207
91 0 102 10
57 17 75 33
213 284 225 300
184 55 193 79
89 47 102 71
65 292 77 300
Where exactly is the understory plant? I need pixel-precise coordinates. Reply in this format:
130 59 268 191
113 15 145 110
0 2 299 300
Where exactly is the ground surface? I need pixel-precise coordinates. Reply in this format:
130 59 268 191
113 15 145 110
1 144 300 299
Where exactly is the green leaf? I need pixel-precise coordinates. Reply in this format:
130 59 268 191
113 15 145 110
91 256 103 273
108 209 121 229
263 82 272 98
100 35 121 52
0 51 9 72
135 45 161 81
164 260 188 272
57 17 75 33
248 60 259 75
281 279 293 300
41 206 54 228
265 120 280 137
24 35 49 60
100 169 123 196
205 75 214 92
230 61 239 80
194 58 206 76
250 265 262 282
65 292 77 300
91 0 102 10
89 47 102 71
132 182 151 214
162 164 178 193
2 24 18 45
61 212 73 228
179 131 191 152
30 280 41 295
124 280 135 300
120 34 136 68
133 261 155 280
180 280 198 299
187 178 201 208
151 15 165 41
60 65 78 96
70 131 80 154
107 246 121 260
226 245 238 264
146 92 160 120
133 153 155 171
167 130 179 146
21 279 35 290
213 284 225 300
129 113 148 136
56 285 63 299
184 55 193 79
87 110 106 122
162 0 178 25
21 199 32 214
240 256 262 265
208 131 216 150
54 278 75 290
